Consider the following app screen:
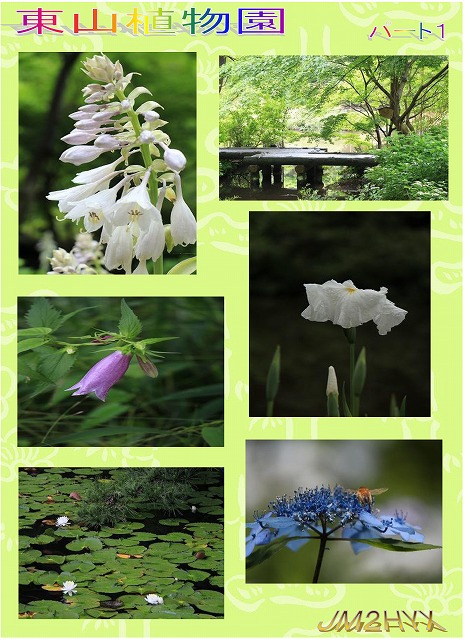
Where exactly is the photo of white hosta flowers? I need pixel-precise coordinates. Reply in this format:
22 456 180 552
19 52 196 275
249 210 430 417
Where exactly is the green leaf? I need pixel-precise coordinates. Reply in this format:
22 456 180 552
18 337 49 353
136 337 178 346
350 537 442 552
25 299 63 331
246 538 291 569
18 327 53 337
202 425 224 447
66 537 103 552
118 299 142 339
37 351 76 383
167 257 197 275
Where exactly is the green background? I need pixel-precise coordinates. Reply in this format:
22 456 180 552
1 2 462 637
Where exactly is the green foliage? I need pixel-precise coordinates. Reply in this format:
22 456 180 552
18 297 224 447
77 469 197 527
360 127 448 200
118 299 142 339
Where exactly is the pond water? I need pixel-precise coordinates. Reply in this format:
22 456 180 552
19 468 224 619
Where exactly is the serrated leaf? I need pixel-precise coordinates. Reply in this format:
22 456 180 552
118 299 142 339
25 299 63 331
18 337 49 353
18 327 53 337
136 337 178 346
37 351 77 383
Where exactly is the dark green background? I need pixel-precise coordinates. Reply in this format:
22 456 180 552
249 210 430 417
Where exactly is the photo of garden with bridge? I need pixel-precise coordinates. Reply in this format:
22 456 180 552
219 55 448 201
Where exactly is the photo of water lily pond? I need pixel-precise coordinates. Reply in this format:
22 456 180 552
249 210 430 417
17 297 223 447
19 467 224 619
19 52 196 275
246 440 441 584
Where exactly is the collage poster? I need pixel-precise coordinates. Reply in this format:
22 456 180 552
0 2 462 638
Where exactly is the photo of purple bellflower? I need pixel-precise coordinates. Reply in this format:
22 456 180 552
66 350 132 401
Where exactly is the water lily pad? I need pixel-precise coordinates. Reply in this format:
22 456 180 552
36 554 66 565
19 549 42 565
158 518 189 526
60 560 96 573
19 536 33 549
156 532 192 542
191 589 223 614
19 570 37 585
66 537 103 552
35 534 56 544
91 580 124 594
34 571 60 585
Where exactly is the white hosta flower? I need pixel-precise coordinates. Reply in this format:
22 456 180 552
62 581 77 596
104 225 134 274
61 130 98 145
94 134 121 150
56 516 70 527
144 110 160 122
47 178 111 213
120 99 131 111
72 158 124 185
64 177 130 232
170 173 196 246
301 280 407 335
139 130 156 144
75 118 102 131
135 216 165 263
83 54 120 82
159 141 186 172
144 593 163 605
112 171 158 235
59 145 107 166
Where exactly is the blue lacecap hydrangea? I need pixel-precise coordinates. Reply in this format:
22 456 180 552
245 485 423 557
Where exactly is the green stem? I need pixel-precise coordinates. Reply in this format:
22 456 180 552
117 90 164 275
266 399 274 417
349 341 355 416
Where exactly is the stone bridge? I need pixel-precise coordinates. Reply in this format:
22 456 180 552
219 147 378 191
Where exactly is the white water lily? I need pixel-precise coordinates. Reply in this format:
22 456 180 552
302 280 407 335
56 516 70 527
170 173 196 246
62 580 77 596
144 593 163 605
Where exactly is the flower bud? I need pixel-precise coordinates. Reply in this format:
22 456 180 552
75 119 102 131
94 134 120 150
59 145 106 166
144 110 160 122
139 130 156 144
61 130 97 145
326 366 339 397
163 148 187 172
82 54 119 83
136 355 158 378
120 99 131 111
